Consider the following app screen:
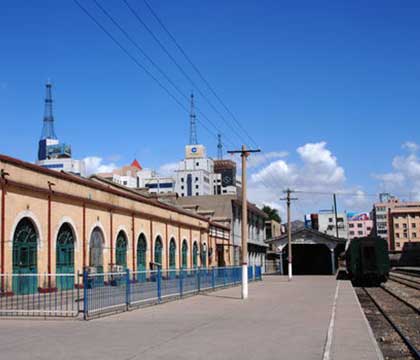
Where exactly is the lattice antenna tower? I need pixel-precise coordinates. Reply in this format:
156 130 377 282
189 93 197 145
40 81 57 140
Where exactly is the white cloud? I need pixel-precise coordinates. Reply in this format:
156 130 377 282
402 141 419 153
247 151 288 168
158 162 178 176
247 141 369 219
373 142 420 200
84 156 118 175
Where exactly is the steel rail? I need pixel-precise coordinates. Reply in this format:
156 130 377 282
363 287 420 360
389 276 420 292
380 284 420 315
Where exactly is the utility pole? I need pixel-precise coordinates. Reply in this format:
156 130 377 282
333 193 339 238
281 189 297 281
227 145 260 299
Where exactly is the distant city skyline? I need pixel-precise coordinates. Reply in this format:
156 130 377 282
1 0 420 217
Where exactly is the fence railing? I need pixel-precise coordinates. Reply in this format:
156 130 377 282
0 273 81 317
0 266 262 319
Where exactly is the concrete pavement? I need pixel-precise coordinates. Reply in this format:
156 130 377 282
0 276 382 360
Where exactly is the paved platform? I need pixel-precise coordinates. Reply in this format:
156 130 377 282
0 276 382 360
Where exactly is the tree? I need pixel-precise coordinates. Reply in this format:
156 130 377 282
261 205 281 223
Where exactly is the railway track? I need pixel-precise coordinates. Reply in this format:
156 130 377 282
362 287 420 359
389 273 420 292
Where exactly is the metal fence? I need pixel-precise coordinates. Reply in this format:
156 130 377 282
0 266 262 319
0 273 81 317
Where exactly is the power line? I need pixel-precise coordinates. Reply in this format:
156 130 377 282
91 0 237 148
73 0 237 148
122 0 247 147
141 0 259 148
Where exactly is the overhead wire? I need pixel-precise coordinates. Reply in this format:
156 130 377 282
73 0 237 149
122 0 249 148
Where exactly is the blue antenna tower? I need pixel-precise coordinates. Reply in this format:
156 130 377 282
40 81 57 140
189 93 197 145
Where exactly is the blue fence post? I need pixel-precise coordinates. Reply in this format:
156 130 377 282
197 267 201 292
126 268 131 310
83 269 88 320
211 267 215 289
179 268 183 298
223 268 227 286
157 267 162 302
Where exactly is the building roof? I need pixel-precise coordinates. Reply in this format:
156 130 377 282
0 153 209 223
131 159 142 170
266 227 346 244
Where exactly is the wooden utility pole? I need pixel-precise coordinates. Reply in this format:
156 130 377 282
281 189 297 281
227 145 260 299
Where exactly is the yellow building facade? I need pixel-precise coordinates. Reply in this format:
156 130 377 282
0 155 231 293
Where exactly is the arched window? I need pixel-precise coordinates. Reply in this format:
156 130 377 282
56 223 75 290
90 227 104 273
193 241 198 268
154 236 163 267
115 231 127 268
137 234 147 272
182 240 188 268
13 218 38 294
169 238 176 269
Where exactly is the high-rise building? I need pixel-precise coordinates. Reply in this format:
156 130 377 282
371 193 399 242
36 82 85 176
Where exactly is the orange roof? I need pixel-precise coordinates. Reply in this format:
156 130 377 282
131 159 142 170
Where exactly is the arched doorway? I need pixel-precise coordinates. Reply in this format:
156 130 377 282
182 240 188 268
193 242 198 268
56 223 75 290
115 231 127 268
13 218 38 294
169 238 176 269
90 227 104 273
137 234 147 271
154 236 163 268
137 234 147 281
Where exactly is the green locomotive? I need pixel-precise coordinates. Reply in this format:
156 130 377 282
345 236 390 285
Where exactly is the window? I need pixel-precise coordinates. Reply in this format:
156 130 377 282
181 185 184 190
396 242 401 247
349 223 354 228
196 162 199 166
396 233 400 238
358 231 363 235
195 192 199 196
403 223 407 229
329 218 333 223
195 185 199 189
195 177 199 182
367 227 371 231
413 233 417 238
412 223 416 228
349 231 354 235
181 178 184 182
357 223 363 228
395 223 399 228
181 193 184 197
404 232 408 238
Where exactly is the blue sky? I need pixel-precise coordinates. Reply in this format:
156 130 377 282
1 0 420 216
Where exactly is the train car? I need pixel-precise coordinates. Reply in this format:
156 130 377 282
345 236 390 285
